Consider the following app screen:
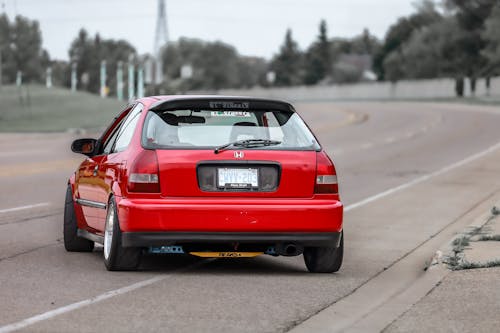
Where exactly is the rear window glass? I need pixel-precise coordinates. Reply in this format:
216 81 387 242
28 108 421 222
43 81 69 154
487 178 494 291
142 109 320 150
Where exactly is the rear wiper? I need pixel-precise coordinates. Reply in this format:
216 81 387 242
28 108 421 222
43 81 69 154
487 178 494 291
214 139 281 154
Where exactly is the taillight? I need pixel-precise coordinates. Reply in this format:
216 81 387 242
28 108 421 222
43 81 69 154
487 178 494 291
315 151 338 194
128 150 160 193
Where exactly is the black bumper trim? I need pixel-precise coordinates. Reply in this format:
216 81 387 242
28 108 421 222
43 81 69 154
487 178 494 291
122 232 341 248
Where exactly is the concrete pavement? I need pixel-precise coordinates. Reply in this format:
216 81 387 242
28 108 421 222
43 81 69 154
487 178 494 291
385 267 500 333
383 197 500 333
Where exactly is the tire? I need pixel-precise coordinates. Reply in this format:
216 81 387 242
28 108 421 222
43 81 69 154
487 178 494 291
64 185 94 252
303 231 343 273
103 197 141 271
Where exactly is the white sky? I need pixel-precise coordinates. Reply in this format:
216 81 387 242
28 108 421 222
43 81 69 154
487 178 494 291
1 0 417 61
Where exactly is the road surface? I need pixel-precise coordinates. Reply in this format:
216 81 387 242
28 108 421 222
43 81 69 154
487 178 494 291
1 101 500 333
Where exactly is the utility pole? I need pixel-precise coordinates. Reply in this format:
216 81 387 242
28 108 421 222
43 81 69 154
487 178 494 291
116 61 124 101
16 70 22 86
46 67 52 88
137 66 144 98
71 63 77 92
100 60 107 98
128 54 135 101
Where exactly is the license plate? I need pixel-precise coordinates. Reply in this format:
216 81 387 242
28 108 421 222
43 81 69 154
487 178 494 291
189 252 263 258
218 168 258 188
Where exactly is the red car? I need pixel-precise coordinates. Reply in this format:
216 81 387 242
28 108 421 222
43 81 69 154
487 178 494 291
65 96 343 272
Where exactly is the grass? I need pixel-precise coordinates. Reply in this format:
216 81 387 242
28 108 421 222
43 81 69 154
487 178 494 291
477 235 500 241
453 259 500 271
446 213 500 270
0 84 127 132
452 236 470 248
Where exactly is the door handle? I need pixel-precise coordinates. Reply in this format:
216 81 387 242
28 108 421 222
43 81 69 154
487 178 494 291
93 165 99 176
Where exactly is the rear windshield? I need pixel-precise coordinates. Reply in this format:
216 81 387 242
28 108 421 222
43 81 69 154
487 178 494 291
142 109 321 150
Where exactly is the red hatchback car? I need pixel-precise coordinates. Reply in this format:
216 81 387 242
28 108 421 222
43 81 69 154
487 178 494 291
65 96 343 272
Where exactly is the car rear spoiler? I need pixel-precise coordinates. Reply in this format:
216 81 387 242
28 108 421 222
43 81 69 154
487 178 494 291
149 97 295 113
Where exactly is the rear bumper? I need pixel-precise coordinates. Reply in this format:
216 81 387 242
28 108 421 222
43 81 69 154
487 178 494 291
122 231 341 248
117 197 343 233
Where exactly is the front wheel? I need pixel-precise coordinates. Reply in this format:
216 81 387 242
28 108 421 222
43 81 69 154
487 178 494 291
303 231 343 273
103 197 142 271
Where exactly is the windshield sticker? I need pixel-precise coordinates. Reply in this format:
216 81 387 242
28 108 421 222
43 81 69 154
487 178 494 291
209 101 249 109
210 111 251 117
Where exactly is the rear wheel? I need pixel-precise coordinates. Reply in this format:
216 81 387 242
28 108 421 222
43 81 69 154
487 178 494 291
303 231 343 273
103 197 142 271
64 185 94 252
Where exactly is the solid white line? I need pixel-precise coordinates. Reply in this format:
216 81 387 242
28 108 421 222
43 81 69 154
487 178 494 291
0 203 50 214
0 260 209 333
2 140 500 333
345 140 500 212
0 276 164 333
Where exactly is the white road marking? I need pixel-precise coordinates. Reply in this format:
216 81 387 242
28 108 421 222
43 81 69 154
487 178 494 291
360 143 374 150
2 140 500 332
345 140 500 212
0 260 210 333
0 203 50 214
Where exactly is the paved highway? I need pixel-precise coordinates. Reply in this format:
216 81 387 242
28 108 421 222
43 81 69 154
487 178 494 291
1 101 500 333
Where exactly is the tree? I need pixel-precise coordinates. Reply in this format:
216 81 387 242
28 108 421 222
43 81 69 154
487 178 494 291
482 3 500 76
68 29 136 95
161 38 266 92
304 20 332 84
350 28 380 55
270 29 303 86
384 17 461 80
373 1 442 80
0 14 10 86
0 14 49 84
444 0 497 94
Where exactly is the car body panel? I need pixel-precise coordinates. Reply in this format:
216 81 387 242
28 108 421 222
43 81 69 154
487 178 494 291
69 95 343 252
116 196 342 232
155 149 317 198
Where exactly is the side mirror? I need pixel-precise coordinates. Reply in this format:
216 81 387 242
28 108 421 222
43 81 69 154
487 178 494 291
71 138 98 157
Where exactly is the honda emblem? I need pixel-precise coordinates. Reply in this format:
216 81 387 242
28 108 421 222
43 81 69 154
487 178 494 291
234 151 244 159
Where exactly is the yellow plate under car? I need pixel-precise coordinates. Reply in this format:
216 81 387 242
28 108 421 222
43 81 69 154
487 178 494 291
189 252 263 258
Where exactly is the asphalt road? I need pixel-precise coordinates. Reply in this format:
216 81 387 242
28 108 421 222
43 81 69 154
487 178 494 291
1 101 500 333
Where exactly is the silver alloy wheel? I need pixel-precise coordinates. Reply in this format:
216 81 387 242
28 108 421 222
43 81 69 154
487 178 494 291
104 202 114 260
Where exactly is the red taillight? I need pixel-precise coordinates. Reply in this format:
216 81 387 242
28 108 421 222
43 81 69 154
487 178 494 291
315 151 338 194
128 150 160 193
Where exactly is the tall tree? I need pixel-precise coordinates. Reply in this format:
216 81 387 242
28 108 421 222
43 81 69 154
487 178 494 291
304 20 332 84
445 0 497 93
481 3 500 76
68 29 136 95
373 1 441 80
161 38 266 91
270 29 303 86
384 17 460 81
0 14 49 84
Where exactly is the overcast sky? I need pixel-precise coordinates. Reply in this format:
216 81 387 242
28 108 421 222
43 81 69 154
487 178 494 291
1 0 417 61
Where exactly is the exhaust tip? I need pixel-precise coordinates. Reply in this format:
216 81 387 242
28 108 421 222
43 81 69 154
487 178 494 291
277 243 304 256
